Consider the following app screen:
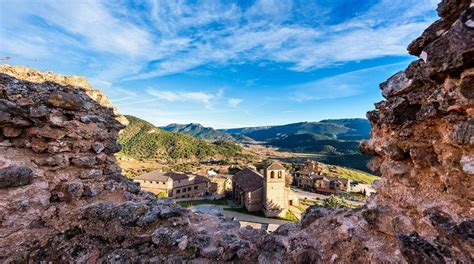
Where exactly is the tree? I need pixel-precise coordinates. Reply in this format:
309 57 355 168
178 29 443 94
156 192 168 199
323 195 351 208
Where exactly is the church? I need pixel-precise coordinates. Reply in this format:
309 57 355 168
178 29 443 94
232 162 299 218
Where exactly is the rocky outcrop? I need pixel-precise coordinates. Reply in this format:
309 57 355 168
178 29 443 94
0 0 473 262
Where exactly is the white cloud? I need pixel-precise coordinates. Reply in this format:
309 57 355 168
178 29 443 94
0 0 438 81
228 98 243 107
146 88 218 105
127 0 438 79
289 61 409 102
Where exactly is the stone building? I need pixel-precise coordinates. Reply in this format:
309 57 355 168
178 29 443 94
293 160 351 194
208 174 233 196
233 163 298 218
134 171 210 198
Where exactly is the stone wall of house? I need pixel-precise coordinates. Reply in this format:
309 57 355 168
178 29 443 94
0 0 472 262
246 188 263 212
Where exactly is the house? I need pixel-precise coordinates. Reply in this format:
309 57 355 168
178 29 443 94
293 160 351 194
233 162 299 218
208 174 233 196
313 176 350 194
134 171 210 198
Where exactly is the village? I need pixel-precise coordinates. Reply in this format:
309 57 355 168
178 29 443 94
133 159 376 232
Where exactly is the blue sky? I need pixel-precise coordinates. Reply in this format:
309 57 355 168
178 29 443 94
0 0 438 128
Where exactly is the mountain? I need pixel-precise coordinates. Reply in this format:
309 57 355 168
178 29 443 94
269 134 361 154
268 133 371 172
119 115 245 161
222 119 372 172
221 118 371 142
162 123 236 142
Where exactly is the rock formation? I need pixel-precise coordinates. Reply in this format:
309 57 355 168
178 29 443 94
0 0 472 263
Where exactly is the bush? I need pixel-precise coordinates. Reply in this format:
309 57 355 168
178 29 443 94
323 195 352 208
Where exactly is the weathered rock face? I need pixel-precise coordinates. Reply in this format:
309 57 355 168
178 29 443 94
0 0 473 263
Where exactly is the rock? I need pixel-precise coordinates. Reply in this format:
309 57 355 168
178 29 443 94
29 106 48 117
80 115 105 124
152 227 184 247
80 169 102 179
382 144 408 161
0 166 33 188
49 112 67 126
301 206 333 228
92 142 105 153
158 204 182 219
2 126 22 137
190 204 223 217
380 71 414 98
381 161 410 177
451 120 474 145
460 155 474 174
66 182 84 200
410 147 439 166
71 155 97 168
398 232 445 264
28 126 66 140
114 202 149 226
47 91 81 110
437 0 472 21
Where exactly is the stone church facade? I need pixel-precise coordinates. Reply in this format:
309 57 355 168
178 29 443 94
233 162 298 218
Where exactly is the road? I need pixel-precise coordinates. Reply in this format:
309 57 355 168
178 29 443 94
290 187 365 207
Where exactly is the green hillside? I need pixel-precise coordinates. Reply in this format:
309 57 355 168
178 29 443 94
162 123 235 141
119 115 246 161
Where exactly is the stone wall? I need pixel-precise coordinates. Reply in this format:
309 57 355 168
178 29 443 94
0 0 473 263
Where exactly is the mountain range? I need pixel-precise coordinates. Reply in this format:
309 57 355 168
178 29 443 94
164 118 370 142
163 118 372 172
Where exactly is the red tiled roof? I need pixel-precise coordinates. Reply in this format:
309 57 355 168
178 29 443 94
234 167 263 192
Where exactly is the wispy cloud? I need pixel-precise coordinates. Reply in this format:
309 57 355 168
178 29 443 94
228 98 243 107
145 88 224 108
0 0 438 82
290 61 409 102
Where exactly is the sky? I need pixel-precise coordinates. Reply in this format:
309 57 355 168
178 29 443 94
0 0 439 128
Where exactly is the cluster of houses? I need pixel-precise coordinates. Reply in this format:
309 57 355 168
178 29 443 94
134 161 299 218
293 160 375 196
133 159 374 219
134 171 232 199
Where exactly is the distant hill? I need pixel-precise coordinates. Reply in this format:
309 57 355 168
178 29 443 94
269 134 361 154
162 123 235 141
119 115 246 161
221 118 370 142
269 133 371 172
222 119 372 172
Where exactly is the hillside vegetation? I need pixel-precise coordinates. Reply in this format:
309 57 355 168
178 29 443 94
119 115 246 162
162 123 235 141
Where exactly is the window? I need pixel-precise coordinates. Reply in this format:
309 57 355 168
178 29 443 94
182 188 186 193
270 171 275 179
187 187 191 191
194 186 198 190
177 189 181 194
278 171 282 179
